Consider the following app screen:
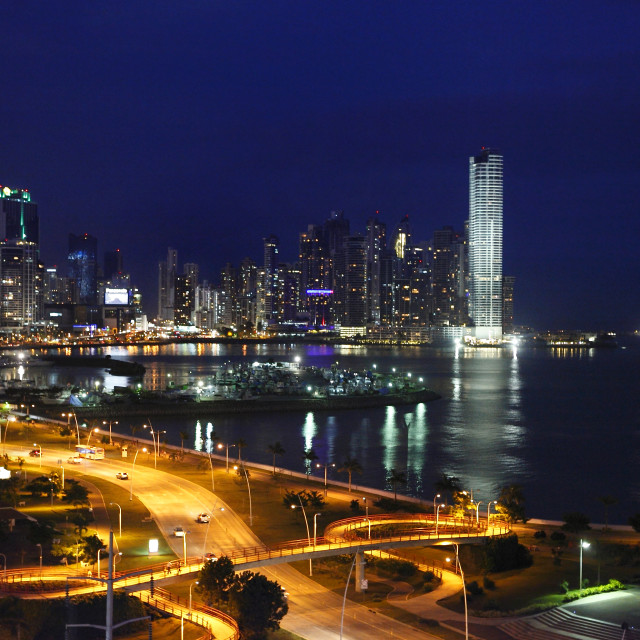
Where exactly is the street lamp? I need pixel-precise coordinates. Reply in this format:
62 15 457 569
110 502 122 538
202 501 225 562
97 547 103 578
579 539 590 591
291 499 312 576
446 543 468 640
130 447 147 500
59 465 65 493
103 420 118 446
218 442 236 473
471 500 483 525
62 411 80 446
433 493 441 515
436 503 446 535
486 500 497 523
33 442 42 468
86 427 99 448
313 513 322 549
36 543 42 577
234 465 252 526
316 462 335 496
143 424 159 469
362 497 369 518
189 580 199 617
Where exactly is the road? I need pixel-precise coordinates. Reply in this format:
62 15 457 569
8 442 443 640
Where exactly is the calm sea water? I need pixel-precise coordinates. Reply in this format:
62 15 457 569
13 339 640 523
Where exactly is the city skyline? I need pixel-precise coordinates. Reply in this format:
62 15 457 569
1 3 638 330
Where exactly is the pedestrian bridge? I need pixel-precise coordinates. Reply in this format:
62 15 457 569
0 513 509 593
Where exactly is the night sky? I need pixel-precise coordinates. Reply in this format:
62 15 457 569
2 2 639 331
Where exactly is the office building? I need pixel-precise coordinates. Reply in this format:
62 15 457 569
68 233 99 305
1 186 39 244
468 148 503 340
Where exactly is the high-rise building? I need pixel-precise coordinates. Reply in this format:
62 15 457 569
68 233 98 305
1 186 39 244
158 248 177 322
258 235 279 327
0 243 38 327
502 275 515 334
104 249 123 280
468 148 503 340
365 214 386 324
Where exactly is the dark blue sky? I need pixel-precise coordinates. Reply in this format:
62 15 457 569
2 2 639 330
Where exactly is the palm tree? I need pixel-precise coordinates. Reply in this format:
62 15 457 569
597 495 618 530
303 448 318 478
179 430 190 453
389 468 407 502
434 473 461 506
235 438 247 463
267 441 285 476
339 456 363 492
497 484 526 523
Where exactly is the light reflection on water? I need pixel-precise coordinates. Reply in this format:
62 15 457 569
12 340 640 521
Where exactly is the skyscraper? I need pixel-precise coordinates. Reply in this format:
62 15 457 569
468 148 503 341
1 186 39 244
68 233 98 305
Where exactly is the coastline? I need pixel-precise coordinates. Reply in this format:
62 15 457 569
47 387 441 419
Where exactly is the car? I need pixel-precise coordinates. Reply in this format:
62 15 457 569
29 449 41 457
116 472 129 480
173 526 185 537
67 457 82 464
196 513 210 523
204 552 218 562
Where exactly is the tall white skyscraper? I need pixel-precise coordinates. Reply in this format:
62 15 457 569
469 148 503 341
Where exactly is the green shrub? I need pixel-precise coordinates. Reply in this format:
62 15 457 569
550 531 566 542
466 580 484 596
482 533 532 572
533 530 546 539
375 558 417 578
483 575 496 590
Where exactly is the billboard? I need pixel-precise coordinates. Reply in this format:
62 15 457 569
104 288 129 305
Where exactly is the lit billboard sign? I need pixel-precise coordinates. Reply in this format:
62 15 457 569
306 289 333 296
104 288 129 305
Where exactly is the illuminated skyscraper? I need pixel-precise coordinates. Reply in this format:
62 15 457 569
0 186 39 244
468 148 503 340
68 233 98 305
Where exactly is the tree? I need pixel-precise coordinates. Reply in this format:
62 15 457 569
26 475 53 497
434 473 461 507
228 571 288 639
268 442 285 476
305 490 325 509
179 430 190 453
596 495 617 530
339 457 362 492
562 511 591 533
496 484 527 523
303 448 318 478
0 476 22 507
388 469 407 502
63 479 90 506
196 555 236 606
236 438 247 463
69 507 94 536
629 513 640 533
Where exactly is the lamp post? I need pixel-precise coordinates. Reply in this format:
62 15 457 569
579 539 590 591
113 551 122 575
189 580 199 617
110 502 122 537
471 500 483 525
97 547 103 578
86 427 99 448
291 498 312 576
366 518 371 539
234 465 252 526
59 465 65 493
130 447 147 500
316 462 335 496
103 420 118 446
433 493 441 515
183 530 188 566
436 503 445 535
143 424 158 469
313 513 322 548
362 497 369 518
62 411 80 446
33 442 42 468
486 500 497 523
218 442 236 473
446 543 468 640
202 501 225 562
36 543 42 577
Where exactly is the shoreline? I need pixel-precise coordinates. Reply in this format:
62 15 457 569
36 387 441 419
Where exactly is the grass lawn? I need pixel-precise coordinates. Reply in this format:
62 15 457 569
3 419 640 624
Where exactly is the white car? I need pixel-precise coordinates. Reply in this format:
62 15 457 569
116 472 129 480
173 526 185 537
67 457 82 464
196 513 210 523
